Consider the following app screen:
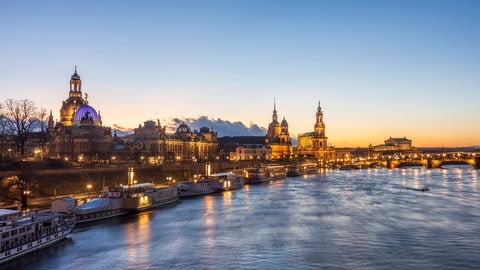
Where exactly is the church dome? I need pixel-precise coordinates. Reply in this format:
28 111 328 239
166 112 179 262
176 122 191 133
73 105 99 123
281 118 288 126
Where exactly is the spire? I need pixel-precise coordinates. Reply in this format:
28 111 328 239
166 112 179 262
272 98 278 122
48 110 55 129
71 66 80 80
314 101 325 136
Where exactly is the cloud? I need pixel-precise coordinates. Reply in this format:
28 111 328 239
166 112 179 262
111 124 133 132
163 116 267 137
111 116 266 137
111 124 134 137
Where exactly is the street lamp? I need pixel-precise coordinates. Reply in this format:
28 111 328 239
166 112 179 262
23 190 30 209
86 184 92 198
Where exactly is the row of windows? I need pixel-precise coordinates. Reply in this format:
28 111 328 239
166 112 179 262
1 225 33 239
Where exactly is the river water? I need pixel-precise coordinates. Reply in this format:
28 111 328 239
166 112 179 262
4 166 480 270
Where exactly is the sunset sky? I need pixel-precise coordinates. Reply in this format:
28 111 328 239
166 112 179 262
1 1 479 147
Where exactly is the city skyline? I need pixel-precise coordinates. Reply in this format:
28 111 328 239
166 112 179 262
1 1 479 147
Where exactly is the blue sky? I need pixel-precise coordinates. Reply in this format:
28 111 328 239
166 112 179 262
1 1 479 147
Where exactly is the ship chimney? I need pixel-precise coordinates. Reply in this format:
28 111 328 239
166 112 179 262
128 167 135 186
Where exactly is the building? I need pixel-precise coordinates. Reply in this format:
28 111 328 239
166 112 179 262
296 102 336 163
115 120 219 164
230 144 272 161
165 123 218 163
218 136 267 161
369 136 420 156
46 68 112 163
264 101 293 159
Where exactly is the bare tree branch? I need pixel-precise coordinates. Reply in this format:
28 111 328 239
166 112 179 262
3 99 41 155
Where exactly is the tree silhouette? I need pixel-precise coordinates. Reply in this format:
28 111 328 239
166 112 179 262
0 162 41 209
2 99 44 156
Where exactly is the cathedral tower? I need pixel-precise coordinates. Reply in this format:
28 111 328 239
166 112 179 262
69 66 82 95
59 67 85 126
296 101 335 163
314 101 325 137
265 99 292 159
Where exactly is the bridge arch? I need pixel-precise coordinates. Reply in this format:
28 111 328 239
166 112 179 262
397 160 426 168
438 160 475 169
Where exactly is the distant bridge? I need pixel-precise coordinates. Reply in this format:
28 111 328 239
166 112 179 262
363 156 479 169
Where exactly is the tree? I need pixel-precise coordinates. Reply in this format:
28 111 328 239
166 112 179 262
3 99 43 156
0 162 41 208
0 113 9 160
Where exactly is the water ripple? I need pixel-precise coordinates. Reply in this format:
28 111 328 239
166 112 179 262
3 167 480 270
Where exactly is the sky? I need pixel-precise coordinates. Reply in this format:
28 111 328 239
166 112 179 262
1 0 479 147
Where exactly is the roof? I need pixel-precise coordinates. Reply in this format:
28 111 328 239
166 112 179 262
73 104 99 122
0 209 20 217
386 137 411 142
53 197 75 203
72 198 112 214
218 136 266 144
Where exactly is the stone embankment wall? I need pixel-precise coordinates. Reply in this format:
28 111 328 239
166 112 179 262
3 161 260 198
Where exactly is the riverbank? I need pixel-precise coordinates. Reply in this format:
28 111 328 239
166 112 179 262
0 160 275 207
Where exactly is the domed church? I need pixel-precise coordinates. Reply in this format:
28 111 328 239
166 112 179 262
46 67 112 163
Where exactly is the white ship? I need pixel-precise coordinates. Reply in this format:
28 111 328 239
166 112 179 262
287 162 318 177
177 179 218 198
177 171 244 197
0 209 76 264
121 183 178 212
244 164 287 184
58 168 177 223
70 188 128 224
207 172 244 192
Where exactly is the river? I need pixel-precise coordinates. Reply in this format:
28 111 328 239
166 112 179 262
4 165 480 269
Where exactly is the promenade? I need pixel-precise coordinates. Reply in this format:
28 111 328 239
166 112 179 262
0 160 261 209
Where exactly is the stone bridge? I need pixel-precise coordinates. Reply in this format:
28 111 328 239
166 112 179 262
364 156 479 169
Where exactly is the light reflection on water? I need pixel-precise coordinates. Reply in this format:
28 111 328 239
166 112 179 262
125 212 152 266
3 166 480 270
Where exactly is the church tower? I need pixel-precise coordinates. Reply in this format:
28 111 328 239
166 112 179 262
47 110 55 130
59 66 85 126
266 99 280 140
69 66 82 95
280 117 290 144
314 101 325 137
296 101 335 163
265 99 292 159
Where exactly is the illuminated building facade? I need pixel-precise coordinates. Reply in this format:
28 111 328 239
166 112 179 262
265 101 293 159
230 144 272 161
47 68 112 162
169 124 218 162
296 102 336 163
369 137 419 156
120 121 218 164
